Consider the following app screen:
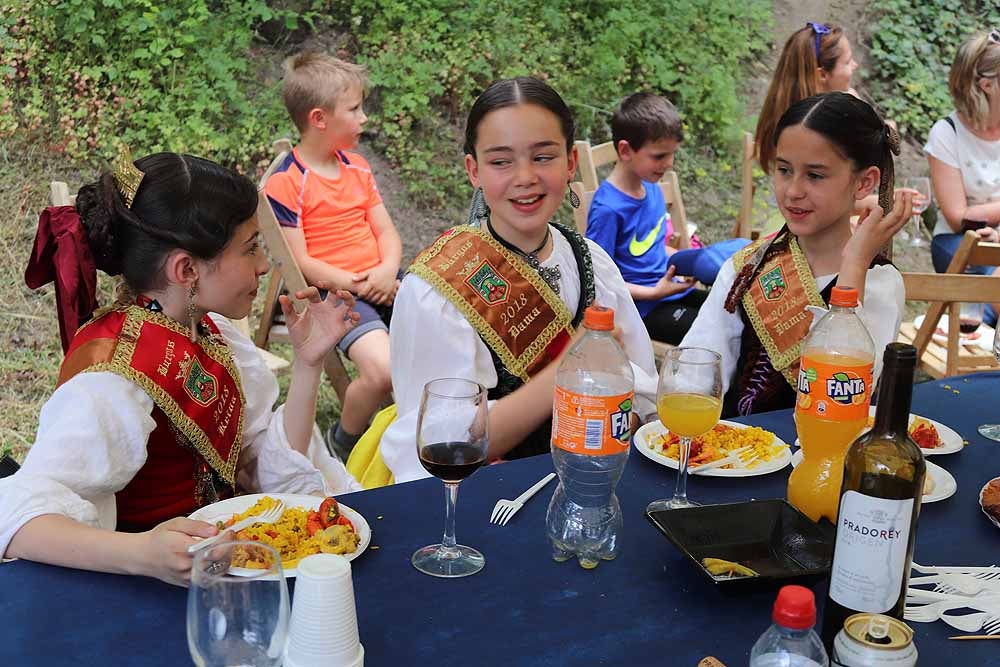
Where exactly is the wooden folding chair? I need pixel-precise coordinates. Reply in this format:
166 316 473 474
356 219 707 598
898 231 1000 378
254 142 351 402
733 132 757 240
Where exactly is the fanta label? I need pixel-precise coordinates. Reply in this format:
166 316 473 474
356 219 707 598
552 387 633 455
796 355 873 420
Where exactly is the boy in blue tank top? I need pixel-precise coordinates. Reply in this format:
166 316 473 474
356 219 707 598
585 93 708 345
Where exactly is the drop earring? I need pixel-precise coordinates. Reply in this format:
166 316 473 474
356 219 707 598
188 282 198 343
567 184 580 209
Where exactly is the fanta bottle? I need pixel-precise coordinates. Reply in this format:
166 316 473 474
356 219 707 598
788 286 875 524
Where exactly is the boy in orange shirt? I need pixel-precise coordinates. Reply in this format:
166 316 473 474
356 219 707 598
266 53 400 459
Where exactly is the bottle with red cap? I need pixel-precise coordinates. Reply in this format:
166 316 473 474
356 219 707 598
789 286 876 524
546 305 633 569
750 585 829 666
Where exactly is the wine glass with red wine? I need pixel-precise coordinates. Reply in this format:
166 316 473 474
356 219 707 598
412 378 489 578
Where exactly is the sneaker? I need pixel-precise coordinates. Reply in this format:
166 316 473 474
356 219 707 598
325 422 356 463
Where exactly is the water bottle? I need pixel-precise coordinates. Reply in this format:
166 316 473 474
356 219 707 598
750 585 829 667
546 305 633 569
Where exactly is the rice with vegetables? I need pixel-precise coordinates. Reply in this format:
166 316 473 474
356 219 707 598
225 496 359 569
650 424 784 469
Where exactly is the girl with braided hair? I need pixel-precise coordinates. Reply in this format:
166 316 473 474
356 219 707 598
680 92 913 418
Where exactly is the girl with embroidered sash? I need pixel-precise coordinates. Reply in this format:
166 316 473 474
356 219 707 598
370 77 658 484
1 151 362 586
680 92 913 418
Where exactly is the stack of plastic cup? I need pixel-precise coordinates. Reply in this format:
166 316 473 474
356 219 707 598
284 554 364 667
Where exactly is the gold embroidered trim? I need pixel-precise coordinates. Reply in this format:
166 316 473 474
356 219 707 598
410 226 573 381
740 237 825 385
80 306 245 483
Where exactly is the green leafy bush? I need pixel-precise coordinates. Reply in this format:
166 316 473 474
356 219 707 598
334 0 772 209
868 0 1000 142
0 0 320 169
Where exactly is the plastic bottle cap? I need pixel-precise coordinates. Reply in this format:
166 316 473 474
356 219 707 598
772 585 816 630
583 305 615 331
829 286 859 308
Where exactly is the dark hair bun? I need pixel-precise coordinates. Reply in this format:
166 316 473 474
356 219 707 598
75 173 125 276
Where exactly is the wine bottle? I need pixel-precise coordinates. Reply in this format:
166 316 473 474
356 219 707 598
821 342 926 646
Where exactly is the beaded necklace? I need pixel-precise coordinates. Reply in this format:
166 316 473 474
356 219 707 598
485 219 562 294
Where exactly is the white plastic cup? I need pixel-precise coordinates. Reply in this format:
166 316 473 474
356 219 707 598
283 554 364 667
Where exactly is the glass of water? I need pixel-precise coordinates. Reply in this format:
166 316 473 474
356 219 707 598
979 326 1000 442
187 541 289 667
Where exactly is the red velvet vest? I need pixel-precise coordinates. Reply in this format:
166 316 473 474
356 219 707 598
58 305 244 531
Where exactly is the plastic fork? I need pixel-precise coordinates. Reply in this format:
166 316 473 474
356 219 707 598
690 446 754 474
904 596 1000 623
187 500 285 553
939 611 1000 634
490 473 556 526
912 561 1000 576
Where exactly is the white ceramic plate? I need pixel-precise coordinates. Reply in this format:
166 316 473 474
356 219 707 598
793 408 963 456
981 477 1000 529
189 493 371 578
914 314 993 351
789 451 956 504
634 420 792 477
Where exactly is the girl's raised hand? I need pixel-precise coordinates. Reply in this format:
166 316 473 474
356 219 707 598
279 285 360 367
844 190 913 265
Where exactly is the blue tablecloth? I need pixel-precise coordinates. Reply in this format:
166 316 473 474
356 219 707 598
3 374 999 666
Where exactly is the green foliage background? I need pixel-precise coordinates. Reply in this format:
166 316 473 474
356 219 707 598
868 0 1000 141
2 0 771 218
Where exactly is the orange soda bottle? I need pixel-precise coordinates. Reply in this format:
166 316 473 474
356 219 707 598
788 286 875 524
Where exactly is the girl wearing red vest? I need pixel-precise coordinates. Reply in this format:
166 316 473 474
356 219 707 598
3 151 360 586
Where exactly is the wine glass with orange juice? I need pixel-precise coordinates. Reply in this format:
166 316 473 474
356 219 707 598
647 347 723 512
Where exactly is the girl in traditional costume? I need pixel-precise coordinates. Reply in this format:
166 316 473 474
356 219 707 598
681 92 912 418
367 77 658 483
2 151 361 585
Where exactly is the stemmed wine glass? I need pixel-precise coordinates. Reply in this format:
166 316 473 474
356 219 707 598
903 177 932 248
647 347 723 512
187 541 289 667
412 377 489 577
978 325 1000 441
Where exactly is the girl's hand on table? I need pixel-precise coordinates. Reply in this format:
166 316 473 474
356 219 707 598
280 285 360 367
137 517 219 587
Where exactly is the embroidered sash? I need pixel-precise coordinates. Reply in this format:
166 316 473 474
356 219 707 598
60 305 245 484
735 236 825 386
410 226 574 381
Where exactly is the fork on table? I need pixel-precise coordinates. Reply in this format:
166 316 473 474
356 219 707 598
187 500 285 553
490 473 556 526
939 610 1000 634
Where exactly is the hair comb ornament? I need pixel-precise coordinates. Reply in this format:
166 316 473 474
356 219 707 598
112 145 145 208
877 122 901 216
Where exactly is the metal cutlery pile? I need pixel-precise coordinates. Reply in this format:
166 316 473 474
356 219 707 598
905 561 1000 636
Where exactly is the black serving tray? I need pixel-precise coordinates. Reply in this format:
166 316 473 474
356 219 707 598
645 499 834 587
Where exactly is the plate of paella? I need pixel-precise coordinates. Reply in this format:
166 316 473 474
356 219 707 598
634 420 792 477
189 493 371 578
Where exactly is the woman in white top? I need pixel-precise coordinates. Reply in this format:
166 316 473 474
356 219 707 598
1 152 361 586
925 29 1000 324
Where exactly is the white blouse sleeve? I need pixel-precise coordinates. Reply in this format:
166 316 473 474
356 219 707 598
0 371 156 557
679 258 744 395
211 315 362 496
586 239 659 418
380 275 497 483
923 117 959 169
